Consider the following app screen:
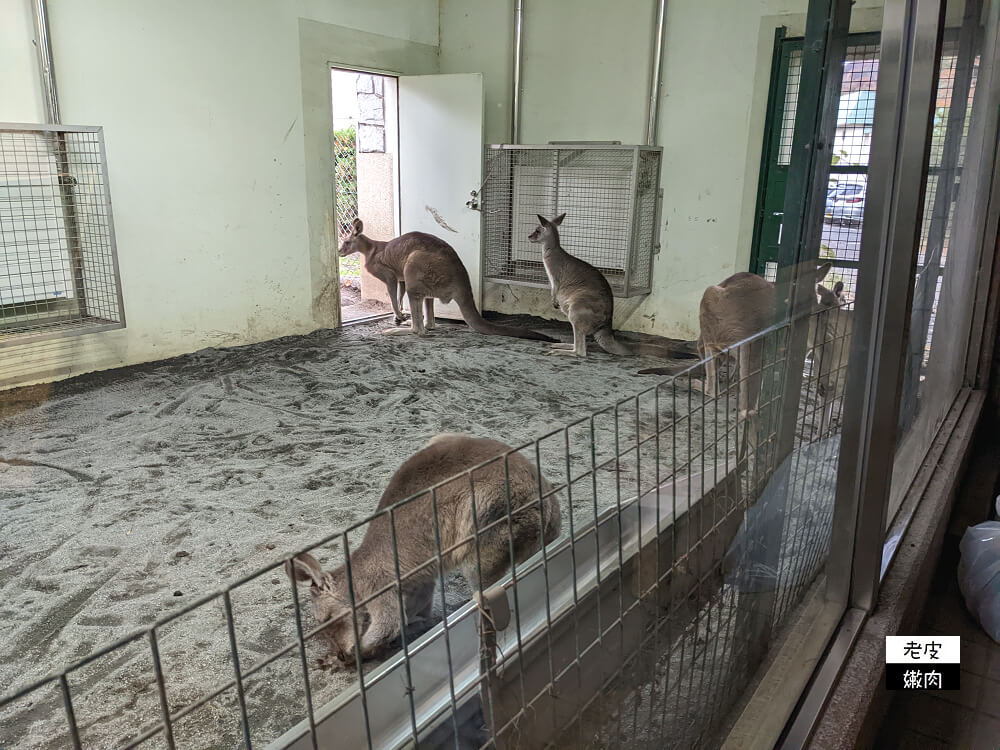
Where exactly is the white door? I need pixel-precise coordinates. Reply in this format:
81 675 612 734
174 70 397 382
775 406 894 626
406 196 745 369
398 73 484 320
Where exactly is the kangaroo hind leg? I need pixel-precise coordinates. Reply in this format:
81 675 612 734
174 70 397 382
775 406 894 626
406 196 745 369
550 323 586 357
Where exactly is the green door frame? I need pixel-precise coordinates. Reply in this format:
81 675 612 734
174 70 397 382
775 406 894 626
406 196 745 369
750 30 881 288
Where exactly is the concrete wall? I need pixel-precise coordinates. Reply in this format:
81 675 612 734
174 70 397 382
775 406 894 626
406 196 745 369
1 0 438 388
1 0 45 122
439 0 885 339
1 0 892 386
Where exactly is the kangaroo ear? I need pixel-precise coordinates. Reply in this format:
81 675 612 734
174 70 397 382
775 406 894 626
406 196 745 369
352 218 364 236
536 214 548 226
833 281 844 295
815 262 832 282
287 552 325 587
552 213 566 226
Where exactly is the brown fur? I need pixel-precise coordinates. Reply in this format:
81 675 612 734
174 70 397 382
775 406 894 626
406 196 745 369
287 434 561 665
340 219 554 342
528 213 696 359
809 281 853 431
638 264 840 421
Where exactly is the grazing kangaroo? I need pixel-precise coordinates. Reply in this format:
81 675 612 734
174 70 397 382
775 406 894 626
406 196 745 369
528 213 696 359
287 433 561 666
340 219 554 342
638 263 834 421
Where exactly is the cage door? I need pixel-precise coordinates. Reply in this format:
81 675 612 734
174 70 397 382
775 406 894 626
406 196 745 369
398 73 485 320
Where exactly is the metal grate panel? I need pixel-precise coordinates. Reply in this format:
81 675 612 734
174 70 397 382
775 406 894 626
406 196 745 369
778 50 803 166
482 144 661 297
0 123 124 346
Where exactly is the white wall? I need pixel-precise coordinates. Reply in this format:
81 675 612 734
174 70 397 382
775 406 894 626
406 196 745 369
1 0 46 122
1 0 891 386
439 0 885 339
1 0 438 388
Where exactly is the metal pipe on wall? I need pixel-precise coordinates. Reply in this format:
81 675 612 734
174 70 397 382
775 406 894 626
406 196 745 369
511 0 525 143
31 0 61 123
30 0 89 316
645 0 668 145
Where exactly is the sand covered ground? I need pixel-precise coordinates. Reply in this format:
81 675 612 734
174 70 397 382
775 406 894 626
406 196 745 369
0 316 728 749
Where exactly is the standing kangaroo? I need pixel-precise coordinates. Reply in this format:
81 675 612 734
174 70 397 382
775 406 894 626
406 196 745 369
528 213 694 359
287 433 561 666
340 218 554 342
638 263 835 421
810 281 853 432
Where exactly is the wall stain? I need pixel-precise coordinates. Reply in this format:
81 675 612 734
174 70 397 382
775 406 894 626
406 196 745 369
282 118 297 144
425 205 458 233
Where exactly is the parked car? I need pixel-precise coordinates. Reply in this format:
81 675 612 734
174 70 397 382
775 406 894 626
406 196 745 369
825 179 867 226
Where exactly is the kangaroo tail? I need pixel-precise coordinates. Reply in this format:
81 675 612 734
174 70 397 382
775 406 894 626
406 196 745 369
455 290 556 343
593 326 640 356
593 327 700 359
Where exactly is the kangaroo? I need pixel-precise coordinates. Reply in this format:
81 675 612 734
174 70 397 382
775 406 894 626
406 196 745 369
287 433 561 666
528 213 696 359
638 263 834 421
339 221 408 325
340 218 555 342
809 281 853 433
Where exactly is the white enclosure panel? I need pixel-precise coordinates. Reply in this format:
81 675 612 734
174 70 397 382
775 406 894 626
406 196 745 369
1 177 75 306
510 165 632 270
398 73 484 320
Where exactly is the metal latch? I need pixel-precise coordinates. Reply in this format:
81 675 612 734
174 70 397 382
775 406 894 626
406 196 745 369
466 173 491 211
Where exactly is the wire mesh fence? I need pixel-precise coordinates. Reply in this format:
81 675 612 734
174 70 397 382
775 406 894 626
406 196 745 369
481 145 661 297
0 291 854 750
0 123 124 346
334 126 359 246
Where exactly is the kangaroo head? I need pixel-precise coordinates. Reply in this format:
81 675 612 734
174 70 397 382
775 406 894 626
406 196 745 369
528 213 566 246
339 218 370 258
815 280 847 309
287 552 363 663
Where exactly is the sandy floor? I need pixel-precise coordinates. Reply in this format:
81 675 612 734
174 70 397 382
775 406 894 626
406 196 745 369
339 282 394 322
0 316 718 749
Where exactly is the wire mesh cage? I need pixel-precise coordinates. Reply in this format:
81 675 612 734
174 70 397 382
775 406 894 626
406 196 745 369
0 297 854 749
481 144 662 298
0 123 124 346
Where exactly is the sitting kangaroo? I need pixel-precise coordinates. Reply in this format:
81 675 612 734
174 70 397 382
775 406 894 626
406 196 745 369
340 218 554 342
638 263 835 421
528 213 696 359
287 433 561 666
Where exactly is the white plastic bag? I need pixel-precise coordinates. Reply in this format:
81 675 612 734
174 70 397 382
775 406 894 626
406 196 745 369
958 520 1000 644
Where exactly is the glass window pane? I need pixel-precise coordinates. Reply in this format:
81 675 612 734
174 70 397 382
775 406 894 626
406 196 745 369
888 0 994 526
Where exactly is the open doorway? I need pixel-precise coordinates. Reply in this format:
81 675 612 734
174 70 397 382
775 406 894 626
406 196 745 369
331 68 400 324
